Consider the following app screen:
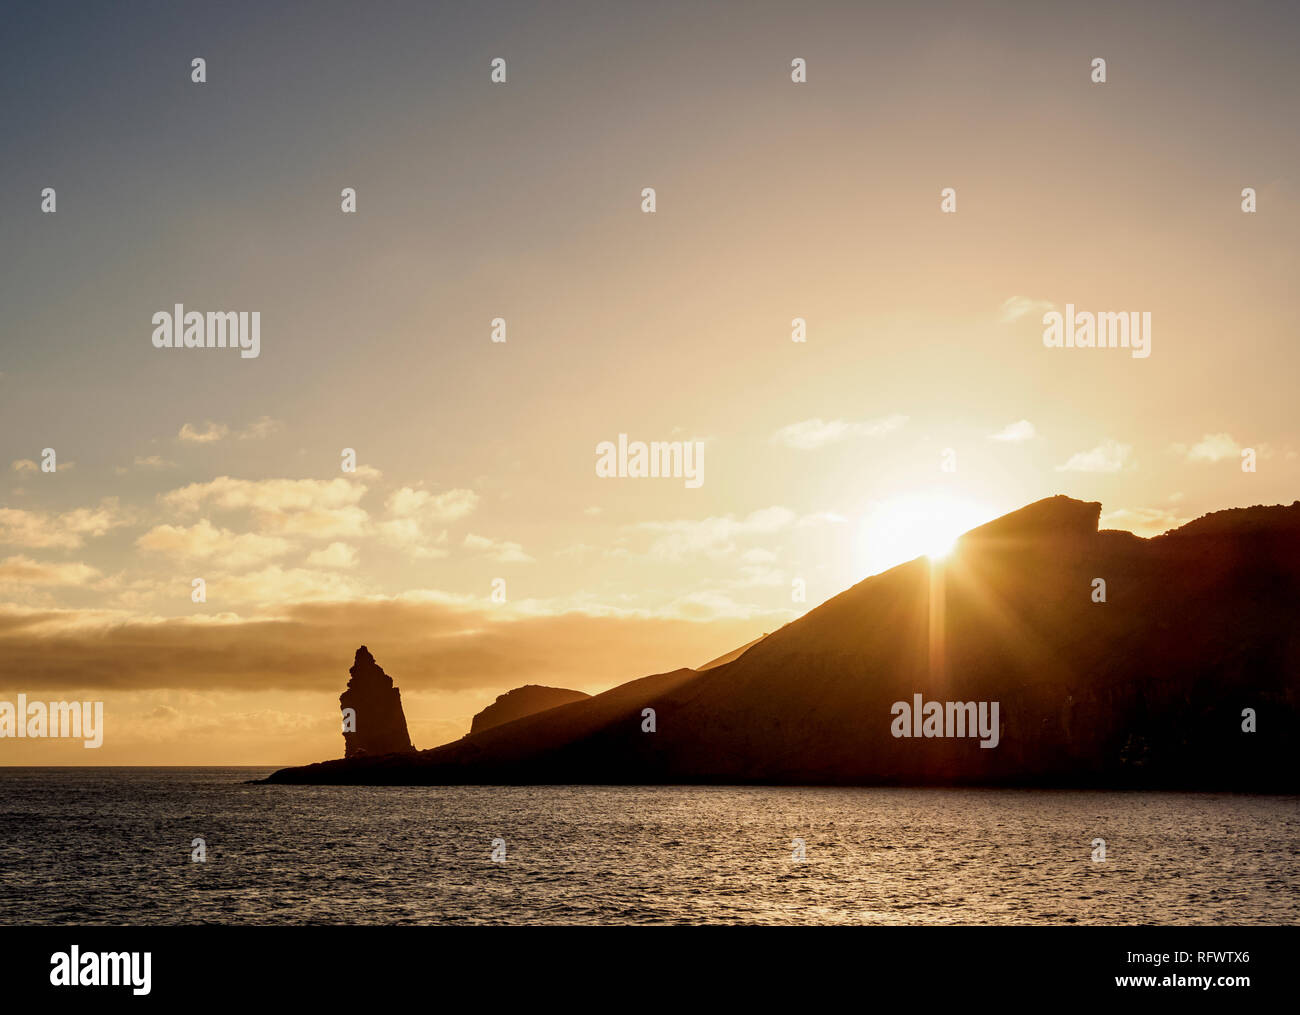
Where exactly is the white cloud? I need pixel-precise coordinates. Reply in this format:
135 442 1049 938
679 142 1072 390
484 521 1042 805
163 476 370 538
771 415 907 450
178 417 282 444
134 455 177 469
0 500 127 549
136 519 293 569
663 589 770 621
1100 507 1191 538
306 542 359 569
208 566 366 605
999 296 1055 323
376 487 477 557
988 420 1037 442
12 458 74 472
796 510 846 527
634 506 802 561
385 487 478 523
237 416 281 440
1171 433 1241 464
1055 440 1133 473
0 555 101 586
375 519 448 558
178 422 230 443
463 534 535 564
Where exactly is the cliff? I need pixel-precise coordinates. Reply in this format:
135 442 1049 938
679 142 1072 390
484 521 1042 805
339 645 415 758
268 497 1300 788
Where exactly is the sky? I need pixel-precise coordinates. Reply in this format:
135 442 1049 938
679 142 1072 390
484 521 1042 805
1 0 1297 763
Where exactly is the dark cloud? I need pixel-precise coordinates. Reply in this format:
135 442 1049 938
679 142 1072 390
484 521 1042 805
0 600 765 694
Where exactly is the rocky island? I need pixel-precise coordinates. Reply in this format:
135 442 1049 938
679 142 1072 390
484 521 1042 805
339 645 415 758
263 496 1300 790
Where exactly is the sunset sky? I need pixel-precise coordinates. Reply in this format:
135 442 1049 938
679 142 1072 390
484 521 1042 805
1 0 1297 763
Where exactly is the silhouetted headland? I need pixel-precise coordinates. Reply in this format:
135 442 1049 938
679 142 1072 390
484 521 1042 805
470 685 591 734
263 496 1300 789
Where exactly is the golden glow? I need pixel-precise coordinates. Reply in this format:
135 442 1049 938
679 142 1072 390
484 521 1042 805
857 492 996 576
927 535 958 561
2 2 1294 767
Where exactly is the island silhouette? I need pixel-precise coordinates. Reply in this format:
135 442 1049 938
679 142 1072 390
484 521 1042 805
264 495 1299 789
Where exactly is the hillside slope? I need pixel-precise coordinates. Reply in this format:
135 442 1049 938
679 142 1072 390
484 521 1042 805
266 496 1299 788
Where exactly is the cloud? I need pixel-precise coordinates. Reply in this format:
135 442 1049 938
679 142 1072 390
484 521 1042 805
1055 440 1133 473
385 487 478 523
178 421 230 443
796 511 847 527
1170 435 1281 464
633 506 813 561
663 589 770 621
988 420 1037 442
0 556 101 586
136 519 293 568
0 599 767 695
1171 433 1241 464
1099 507 1191 538
134 455 177 469
463 534 535 564
11 458 74 472
375 487 478 557
163 476 369 538
771 414 907 450
237 416 281 440
999 296 1055 323
375 519 448 558
178 417 283 444
0 500 127 549
306 542 359 569
210 566 366 605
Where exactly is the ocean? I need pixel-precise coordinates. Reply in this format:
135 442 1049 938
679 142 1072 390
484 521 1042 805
0 768 1295 925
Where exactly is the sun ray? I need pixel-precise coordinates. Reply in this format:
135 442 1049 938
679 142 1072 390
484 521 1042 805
857 492 997 577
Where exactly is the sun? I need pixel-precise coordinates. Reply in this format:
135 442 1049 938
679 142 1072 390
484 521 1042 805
856 492 996 576
926 533 958 560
